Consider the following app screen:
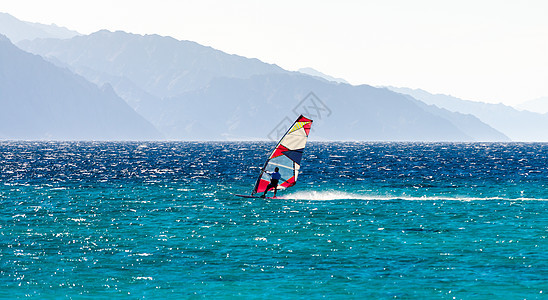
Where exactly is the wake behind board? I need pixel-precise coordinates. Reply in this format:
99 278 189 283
235 115 313 198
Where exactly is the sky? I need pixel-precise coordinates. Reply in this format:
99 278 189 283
1 0 547 105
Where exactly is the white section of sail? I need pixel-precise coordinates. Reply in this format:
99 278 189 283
282 127 308 149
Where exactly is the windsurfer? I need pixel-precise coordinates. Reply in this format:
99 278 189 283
261 167 281 198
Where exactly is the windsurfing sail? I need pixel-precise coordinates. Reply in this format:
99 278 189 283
251 115 313 195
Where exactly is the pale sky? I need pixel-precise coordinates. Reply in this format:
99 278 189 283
1 0 547 105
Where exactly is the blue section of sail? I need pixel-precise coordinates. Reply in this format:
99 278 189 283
283 149 304 163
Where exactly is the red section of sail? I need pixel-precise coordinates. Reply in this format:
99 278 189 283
280 176 296 188
297 115 312 123
303 123 311 136
271 144 289 159
255 179 270 193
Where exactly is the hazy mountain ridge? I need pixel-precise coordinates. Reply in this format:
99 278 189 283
298 67 349 84
15 30 509 141
517 97 548 114
0 12 79 43
18 30 288 99
0 34 160 140
152 73 509 141
1 13 511 141
401 95 509 142
387 87 548 141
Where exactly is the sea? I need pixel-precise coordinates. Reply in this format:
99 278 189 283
1 141 546 299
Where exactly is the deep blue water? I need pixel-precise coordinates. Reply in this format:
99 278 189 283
1 142 547 299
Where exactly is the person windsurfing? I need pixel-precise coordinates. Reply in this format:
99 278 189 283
260 167 281 198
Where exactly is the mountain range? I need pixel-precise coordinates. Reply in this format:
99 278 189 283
387 87 548 142
0 12 79 43
0 34 160 140
297 68 349 84
517 97 548 115
13 29 508 141
2 12 545 141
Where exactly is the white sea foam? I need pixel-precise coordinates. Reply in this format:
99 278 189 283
280 191 547 201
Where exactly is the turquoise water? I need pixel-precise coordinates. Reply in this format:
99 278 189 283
1 142 547 298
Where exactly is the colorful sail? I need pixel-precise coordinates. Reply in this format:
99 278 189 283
252 115 313 195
